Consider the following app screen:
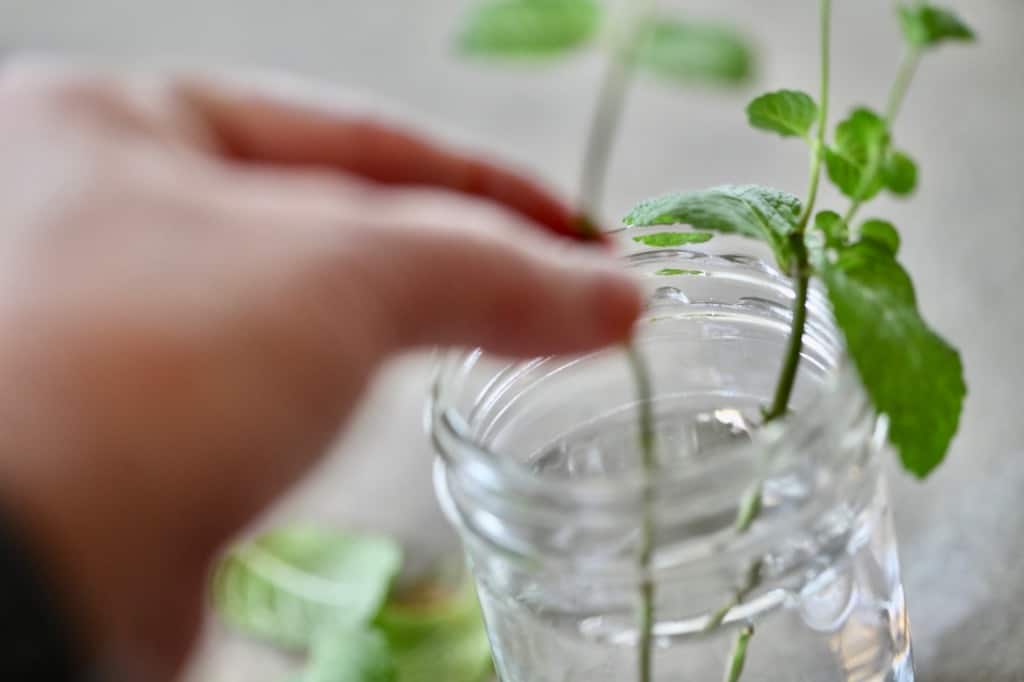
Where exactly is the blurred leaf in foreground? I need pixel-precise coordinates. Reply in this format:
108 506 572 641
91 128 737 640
212 526 402 649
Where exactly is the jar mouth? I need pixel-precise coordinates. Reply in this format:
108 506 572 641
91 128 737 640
429 232 879 565
430 356 864 506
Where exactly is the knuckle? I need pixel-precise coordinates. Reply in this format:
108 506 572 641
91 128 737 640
42 79 134 121
1 59 101 102
0 60 171 131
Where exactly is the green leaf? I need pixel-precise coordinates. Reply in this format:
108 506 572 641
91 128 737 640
625 185 802 270
859 219 901 255
376 574 494 682
822 241 966 477
632 231 713 247
835 108 889 161
824 148 869 200
458 0 601 58
654 268 702 276
746 90 818 139
899 5 975 48
814 210 848 248
883 150 918 196
634 18 754 86
212 526 402 649
826 108 890 201
297 628 397 682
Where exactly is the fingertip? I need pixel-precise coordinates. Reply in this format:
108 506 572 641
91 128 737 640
570 214 613 246
588 270 645 345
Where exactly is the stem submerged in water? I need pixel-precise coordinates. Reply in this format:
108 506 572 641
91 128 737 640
575 4 658 680
724 625 754 682
626 344 657 682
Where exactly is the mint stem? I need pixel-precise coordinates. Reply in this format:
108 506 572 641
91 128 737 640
576 0 652 218
846 47 921 225
724 625 755 682
626 343 657 682
575 5 658 681
843 200 862 227
578 54 635 219
764 249 811 421
885 49 921 122
765 0 830 421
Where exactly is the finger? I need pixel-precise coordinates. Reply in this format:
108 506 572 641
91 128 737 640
176 75 592 241
336 192 642 358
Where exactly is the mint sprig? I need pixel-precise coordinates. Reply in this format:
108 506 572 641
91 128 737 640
460 6 755 681
627 4 972 677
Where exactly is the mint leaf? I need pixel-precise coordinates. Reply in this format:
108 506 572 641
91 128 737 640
835 108 889 161
822 241 966 477
212 527 402 649
824 148 869 200
883 150 918 196
654 268 702 276
458 0 600 57
635 18 753 86
859 219 901 255
746 90 818 139
625 185 802 270
298 628 396 682
632 231 713 247
899 5 975 48
826 108 890 201
376 575 494 682
814 210 848 248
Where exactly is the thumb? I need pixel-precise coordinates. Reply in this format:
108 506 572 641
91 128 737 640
345 192 643 358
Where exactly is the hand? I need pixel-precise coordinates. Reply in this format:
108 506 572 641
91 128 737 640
0 63 641 680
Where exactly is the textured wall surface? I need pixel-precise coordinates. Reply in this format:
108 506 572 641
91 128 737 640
2 1 1022 680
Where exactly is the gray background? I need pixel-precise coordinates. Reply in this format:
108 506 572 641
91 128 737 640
2 1 1022 680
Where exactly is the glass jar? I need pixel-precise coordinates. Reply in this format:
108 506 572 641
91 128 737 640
429 228 914 682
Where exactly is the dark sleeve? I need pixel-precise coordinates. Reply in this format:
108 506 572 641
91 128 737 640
0 512 82 681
